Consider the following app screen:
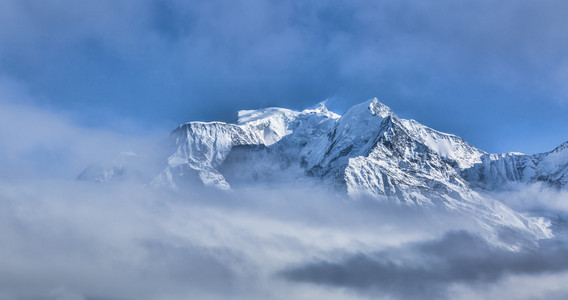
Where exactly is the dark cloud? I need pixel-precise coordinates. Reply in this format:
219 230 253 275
281 230 568 299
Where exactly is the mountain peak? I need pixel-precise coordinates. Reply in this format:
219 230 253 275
302 102 340 119
369 97 394 118
552 140 568 153
337 98 395 126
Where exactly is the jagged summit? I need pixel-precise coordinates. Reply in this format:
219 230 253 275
550 140 568 153
302 102 341 119
369 97 395 118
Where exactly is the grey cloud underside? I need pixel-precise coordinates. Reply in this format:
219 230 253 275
280 230 568 300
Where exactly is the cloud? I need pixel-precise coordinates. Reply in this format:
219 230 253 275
0 174 460 300
281 230 568 299
0 182 240 300
491 183 568 213
0 76 166 181
449 271 568 300
0 0 567 153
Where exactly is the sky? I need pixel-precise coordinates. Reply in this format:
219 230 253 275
2 2 568 299
0 0 567 154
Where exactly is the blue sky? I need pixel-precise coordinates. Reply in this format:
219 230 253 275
0 0 567 154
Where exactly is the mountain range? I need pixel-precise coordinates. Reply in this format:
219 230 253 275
81 98 568 247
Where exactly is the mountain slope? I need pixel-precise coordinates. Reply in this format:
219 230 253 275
141 98 568 244
150 104 339 189
462 141 568 190
79 98 566 245
153 98 566 202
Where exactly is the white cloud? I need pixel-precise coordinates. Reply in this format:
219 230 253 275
0 76 165 180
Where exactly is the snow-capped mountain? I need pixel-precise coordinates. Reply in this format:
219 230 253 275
143 98 568 244
82 97 567 245
155 98 567 198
